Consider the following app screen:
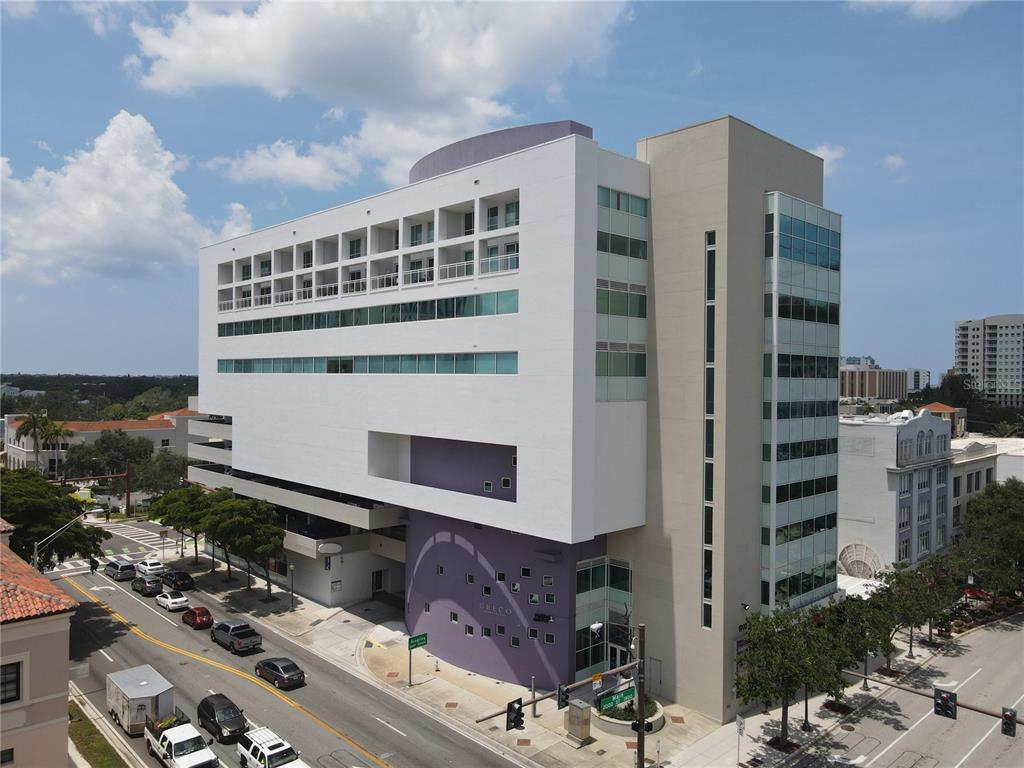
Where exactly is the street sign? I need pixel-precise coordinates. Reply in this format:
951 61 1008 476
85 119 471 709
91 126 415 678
158 529 168 538
599 687 635 712
592 673 603 691
736 715 745 735
408 632 428 650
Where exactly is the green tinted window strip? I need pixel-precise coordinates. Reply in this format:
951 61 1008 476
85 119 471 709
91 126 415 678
217 351 517 375
218 290 518 338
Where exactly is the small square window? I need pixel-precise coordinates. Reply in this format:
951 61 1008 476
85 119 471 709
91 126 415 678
511 582 521 593
424 602 430 613
528 593 539 605
482 627 492 637
528 628 539 639
450 611 459 623
512 455 517 466
160 439 170 447
496 624 506 636
466 573 475 584
496 571 506 582
482 585 492 596
510 636 520 648
0 749 12 765
542 575 554 587
544 593 555 604
544 633 555 645
521 567 531 578
501 477 511 489
483 481 493 493
436 564 445 575
465 625 474 636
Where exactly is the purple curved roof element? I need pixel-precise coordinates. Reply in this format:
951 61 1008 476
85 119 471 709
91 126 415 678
409 121 593 184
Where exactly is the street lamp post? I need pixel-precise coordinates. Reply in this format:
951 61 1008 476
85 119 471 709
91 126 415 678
289 563 296 611
32 512 89 571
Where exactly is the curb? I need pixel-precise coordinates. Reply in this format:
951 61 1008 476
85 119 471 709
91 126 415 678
69 681 149 768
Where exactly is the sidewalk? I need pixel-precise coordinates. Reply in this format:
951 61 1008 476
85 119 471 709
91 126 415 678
165 548 960 768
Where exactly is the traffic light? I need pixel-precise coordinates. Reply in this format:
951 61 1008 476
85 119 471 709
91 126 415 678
1002 708 1017 738
933 688 957 720
557 685 569 710
505 697 524 731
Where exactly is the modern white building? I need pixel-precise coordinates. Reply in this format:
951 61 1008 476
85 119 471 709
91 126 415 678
193 116 842 722
837 410 952 577
954 314 1024 407
906 368 931 393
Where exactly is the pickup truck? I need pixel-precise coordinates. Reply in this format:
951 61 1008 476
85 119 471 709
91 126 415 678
210 619 263 654
144 708 219 768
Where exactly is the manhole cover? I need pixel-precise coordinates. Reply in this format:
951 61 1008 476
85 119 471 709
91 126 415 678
841 724 855 732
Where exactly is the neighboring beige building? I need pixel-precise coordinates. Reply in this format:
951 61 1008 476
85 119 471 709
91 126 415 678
949 436 1024 532
1 518 79 768
610 117 841 722
840 364 908 401
918 402 967 438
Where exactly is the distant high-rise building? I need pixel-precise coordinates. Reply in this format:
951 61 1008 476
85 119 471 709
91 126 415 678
840 363 907 401
906 368 930 393
954 315 1024 408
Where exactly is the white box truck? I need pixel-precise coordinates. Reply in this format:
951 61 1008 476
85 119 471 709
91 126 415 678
106 665 173 736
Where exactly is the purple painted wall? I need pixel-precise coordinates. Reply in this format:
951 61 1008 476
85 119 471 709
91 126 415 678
408 121 593 183
410 436 517 502
405 510 605 691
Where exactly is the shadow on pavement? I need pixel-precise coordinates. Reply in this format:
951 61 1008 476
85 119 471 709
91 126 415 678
69 601 130 662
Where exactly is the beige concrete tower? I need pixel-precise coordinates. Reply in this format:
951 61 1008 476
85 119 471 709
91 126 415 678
609 116 839 722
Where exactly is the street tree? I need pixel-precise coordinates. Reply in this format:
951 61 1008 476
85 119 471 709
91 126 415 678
135 449 189 496
952 478 1024 610
150 486 230 565
0 468 109 569
229 501 284 599
914 554 959 643
871 567 932 666
735 608 819 747
14 409 50 471
824 596 878 690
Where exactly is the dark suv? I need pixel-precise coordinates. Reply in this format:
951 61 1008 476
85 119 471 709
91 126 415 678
131 575 162 597
160 570 195 591
197 693 247 743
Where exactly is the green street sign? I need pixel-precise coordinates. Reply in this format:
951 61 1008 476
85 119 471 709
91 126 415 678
599 687 635 712
408 633 428 650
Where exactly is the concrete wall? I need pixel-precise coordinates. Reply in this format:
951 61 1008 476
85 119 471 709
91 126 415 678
410 436 517 501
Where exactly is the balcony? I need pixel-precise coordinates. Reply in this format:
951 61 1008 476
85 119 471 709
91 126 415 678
316 284 340 299
218 300 233 312
403 266 434 285
188 464 404 530
188 440 232 465
341 278 366 294
438 261 473 281
255 294 272 307
480 253 519 275
370 273 399 291
296 286 313 301
236 297 252 309
274 290 293 304
188 419 232 441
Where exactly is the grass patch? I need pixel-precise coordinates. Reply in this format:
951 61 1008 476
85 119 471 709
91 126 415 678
68 700 128 768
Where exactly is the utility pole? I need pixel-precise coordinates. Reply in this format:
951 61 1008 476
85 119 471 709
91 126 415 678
635 622 646 768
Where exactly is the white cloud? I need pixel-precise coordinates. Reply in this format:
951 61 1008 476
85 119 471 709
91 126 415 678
811 144 846 177
1 1 37 20
884 153 906 170
33 140 55 158
218 202 253 240
72 2 125 36
128 1 629 186
544 82 564 104
689 57 704 78
321 106 346 122
206 138 361 191
848 1 977 22
1 111 248 282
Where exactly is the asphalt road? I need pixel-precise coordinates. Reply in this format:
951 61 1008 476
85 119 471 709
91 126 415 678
59 568 526 768
797 614 1024 768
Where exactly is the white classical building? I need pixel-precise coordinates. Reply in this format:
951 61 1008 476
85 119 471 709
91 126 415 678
837 410 952 577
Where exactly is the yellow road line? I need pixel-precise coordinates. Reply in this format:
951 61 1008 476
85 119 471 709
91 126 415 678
66 576 392 768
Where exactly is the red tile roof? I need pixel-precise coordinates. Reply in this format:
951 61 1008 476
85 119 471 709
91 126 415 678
919 402 958 414
0 518 14 534
1 542 79 623
148 408 201 420
10 419 173 432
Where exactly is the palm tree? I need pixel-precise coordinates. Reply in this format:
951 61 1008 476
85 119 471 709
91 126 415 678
14 409 50 472
41 421 74 479
988 421 1019 438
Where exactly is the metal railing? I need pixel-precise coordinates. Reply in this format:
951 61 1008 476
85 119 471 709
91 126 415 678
479 253 519 275
236 297 252 309
438 261 474 280
370 274 400 291
403 266 434 285
341 278 367 294
296 287 313 301
316 283 339 298
218 300 233 312
274 291 293 304
255 294 272 306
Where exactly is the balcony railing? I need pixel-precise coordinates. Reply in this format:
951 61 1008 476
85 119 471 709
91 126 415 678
438 261 473 281
255 294 272 306
370 273 399 291
218 300 233 312
403 266 434 285
479 253 519 275
296 287 313 301
341 278 367 294
259 268 272 278
236 297 252 309
316 283 339 298
275 290 293 304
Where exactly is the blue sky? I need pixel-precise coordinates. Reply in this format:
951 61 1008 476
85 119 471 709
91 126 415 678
2 0 1021 379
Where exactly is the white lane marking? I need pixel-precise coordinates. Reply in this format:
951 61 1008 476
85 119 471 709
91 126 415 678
208 689 217 695
99 649 114 663
90 586 115 592
952 690 1024 768
374 716 407 737
106 578 177 627
866 668 983 767
936 680 958 687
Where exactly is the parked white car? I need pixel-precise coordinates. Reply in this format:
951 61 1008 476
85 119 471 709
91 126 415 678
136 559 167 577
156 591 190 612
